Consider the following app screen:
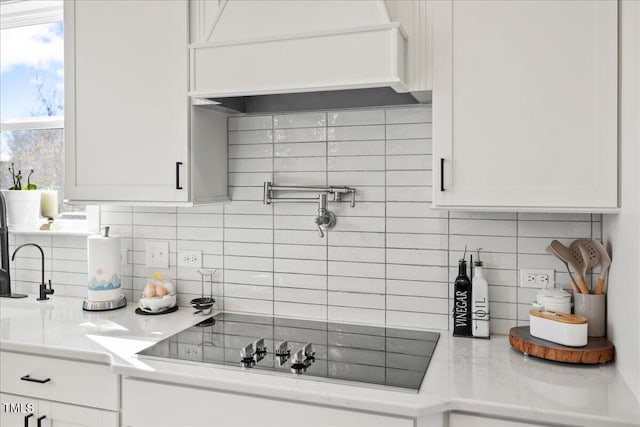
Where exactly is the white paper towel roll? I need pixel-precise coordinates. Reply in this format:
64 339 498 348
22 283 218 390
87 232 122 302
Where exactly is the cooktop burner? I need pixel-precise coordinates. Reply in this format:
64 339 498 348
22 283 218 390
138 313 439 392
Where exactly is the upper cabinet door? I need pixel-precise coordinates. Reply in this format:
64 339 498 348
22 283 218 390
65 0 189 203
432 1 618 212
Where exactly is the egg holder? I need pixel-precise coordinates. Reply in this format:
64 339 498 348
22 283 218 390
138 274 178 314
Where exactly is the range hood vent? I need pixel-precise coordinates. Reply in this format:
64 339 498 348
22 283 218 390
189 0 431 112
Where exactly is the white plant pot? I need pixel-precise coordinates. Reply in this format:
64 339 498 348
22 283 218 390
1 190 41 231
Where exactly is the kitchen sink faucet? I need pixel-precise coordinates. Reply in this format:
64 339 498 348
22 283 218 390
0 191 27 298
11 243 54 301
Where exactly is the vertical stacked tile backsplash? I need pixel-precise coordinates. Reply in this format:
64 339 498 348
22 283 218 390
9 106 603 334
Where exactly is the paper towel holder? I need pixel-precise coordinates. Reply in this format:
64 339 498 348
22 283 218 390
82 225 127 311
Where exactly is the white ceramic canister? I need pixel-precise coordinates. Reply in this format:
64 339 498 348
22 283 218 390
532 285 572 314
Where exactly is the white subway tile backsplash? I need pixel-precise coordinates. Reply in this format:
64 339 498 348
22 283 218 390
229 144 273 159
328 109 385 126
6 105 583 336
229 129 273 144
386 138 431 155
385 106 432 124
328 156 385 172
449 218 517 237
386 155 431 171
328 125 385 141
518 220 591 238
328 261 385 279
274 157 326 172
274 142 326 158
229 158 273 173
274 112 326 129
274 287 326 304
177 213 223 228
228 115 272 131
328 171 385 186
386 170 432 187
274 244 326 260
328 291 385 310
274 127 326 143
328 140 385 156
274 258 327 275
328 276 385 294
329 306 385 325
386 123 432 140
274 272 326 290
274 301 326 320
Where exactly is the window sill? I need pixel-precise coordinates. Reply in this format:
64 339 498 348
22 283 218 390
7 206 99 237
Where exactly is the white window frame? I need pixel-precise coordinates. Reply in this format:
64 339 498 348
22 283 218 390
0 1 97 231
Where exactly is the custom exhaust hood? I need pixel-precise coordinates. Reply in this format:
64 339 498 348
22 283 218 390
189 0 431 113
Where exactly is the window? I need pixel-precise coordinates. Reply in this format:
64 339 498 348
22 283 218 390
0 1 70 212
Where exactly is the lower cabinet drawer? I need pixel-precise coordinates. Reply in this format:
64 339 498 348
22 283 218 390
0 351 119 411
123 378 414 427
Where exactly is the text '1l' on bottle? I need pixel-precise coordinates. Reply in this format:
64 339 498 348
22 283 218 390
453 246 472 337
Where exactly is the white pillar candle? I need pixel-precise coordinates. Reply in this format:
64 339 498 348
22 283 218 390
40 189 59 218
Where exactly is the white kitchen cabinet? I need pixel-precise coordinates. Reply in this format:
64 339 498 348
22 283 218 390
432 0 618 212
0 352 119 426
0 393 118 427
64 0 228 205
449 412 540 427
122 378 414 427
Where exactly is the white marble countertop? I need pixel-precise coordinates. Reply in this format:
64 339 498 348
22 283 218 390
1 295 639 427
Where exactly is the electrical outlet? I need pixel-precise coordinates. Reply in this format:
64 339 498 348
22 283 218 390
145 241 169 268
178 343 201 361
121 249 128 267
178 250 202 268
519 269 555 288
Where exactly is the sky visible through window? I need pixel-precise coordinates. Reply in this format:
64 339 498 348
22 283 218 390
1 21 64 120
0 21 65 192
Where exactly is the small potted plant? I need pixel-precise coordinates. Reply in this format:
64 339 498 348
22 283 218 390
1 163 41 230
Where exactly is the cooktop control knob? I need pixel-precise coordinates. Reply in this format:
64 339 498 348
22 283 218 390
290 348 307 374
303 342 315 359
274 340 290 357
240 343 255 368
254 338 267 355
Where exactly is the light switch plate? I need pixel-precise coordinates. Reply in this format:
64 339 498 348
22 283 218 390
145 241 169 268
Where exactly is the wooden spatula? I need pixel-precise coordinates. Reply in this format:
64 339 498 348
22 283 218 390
590 239 611 294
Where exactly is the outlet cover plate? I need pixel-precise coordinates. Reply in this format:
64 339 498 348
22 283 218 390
178 250 202 268
519 268 555 288
145 241 169 268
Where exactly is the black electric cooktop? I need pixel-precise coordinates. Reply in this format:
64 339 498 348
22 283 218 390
138 313 439 392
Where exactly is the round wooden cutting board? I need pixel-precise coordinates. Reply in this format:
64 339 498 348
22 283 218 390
509 326 614 364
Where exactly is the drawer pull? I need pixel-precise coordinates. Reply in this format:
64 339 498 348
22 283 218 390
37 415 46 427
20 375 51 384
24 413 33 427
440 158 445 192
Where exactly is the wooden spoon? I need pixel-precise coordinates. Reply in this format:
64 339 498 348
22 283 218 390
549 240 590 294
545 245 580 293
591 239 611 294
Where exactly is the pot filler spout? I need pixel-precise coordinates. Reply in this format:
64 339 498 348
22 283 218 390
189 0 431 113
